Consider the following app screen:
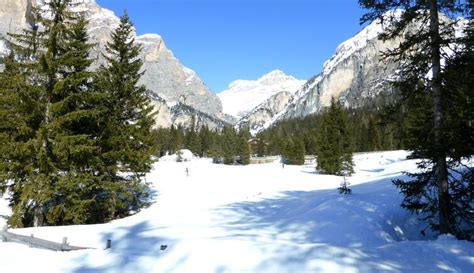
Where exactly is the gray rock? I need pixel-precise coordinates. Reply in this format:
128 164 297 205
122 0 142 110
0 0 225 129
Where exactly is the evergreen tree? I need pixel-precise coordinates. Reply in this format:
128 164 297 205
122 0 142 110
282 137 305 165
44 14 109 225
360 0 471 236
0 6 45 227
237 136 251 165
98 11 156 218
198 125 212 157
209 130 224 164
1 3 156 227
0 1 111 226
185 115 200 155
222 126 236 165
168 125 184 154
367 117 381 151
316 98 354 175
282 138 294 164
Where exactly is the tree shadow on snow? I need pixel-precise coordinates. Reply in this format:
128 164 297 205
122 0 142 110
214 175 474 272
71 221 182 273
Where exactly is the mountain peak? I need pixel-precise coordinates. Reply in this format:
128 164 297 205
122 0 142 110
218 70 305 118
259 69 285 79
258 69 297 84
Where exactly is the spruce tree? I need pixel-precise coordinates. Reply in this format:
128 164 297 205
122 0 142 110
45 13 109 225
0 0 107 226
0 2 156 227
186 116 202 156
316 98 354 175
222 126 236 165
237 136 251 165
198 125 211 157
360 0 471 236
98 11 156 218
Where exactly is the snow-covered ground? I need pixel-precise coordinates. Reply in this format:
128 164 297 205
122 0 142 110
0 150 473 273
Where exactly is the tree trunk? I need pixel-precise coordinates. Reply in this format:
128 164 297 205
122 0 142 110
428 0 451 234
33 204 44 227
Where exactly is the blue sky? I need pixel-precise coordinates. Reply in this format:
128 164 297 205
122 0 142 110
96 0 367 93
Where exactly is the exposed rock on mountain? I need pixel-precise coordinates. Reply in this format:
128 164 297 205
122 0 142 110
280 17 403 120
242 11 467 134
237 91 293 134
147 93 228 130
238 11 405 133
0 0 227 128
218 70 304 119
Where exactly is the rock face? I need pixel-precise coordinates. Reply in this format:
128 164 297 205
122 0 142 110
241 11 467 134
218 70 304 119
239 13 404 133
147 93 228 130
237 91 294 134
0 0 227 129
281 24 401 119
0 0 30 35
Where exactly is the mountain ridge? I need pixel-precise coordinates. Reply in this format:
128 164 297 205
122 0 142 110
0 0 228 129
239 11 467 134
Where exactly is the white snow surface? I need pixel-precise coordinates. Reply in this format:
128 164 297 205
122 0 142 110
182 66 198 87
218 70 305 118
322 9 404 76
0 40 7 55
1 150 473 273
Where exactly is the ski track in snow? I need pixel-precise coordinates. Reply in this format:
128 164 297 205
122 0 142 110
0 150 473 273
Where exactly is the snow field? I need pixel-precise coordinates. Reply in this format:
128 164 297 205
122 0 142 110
0 150 472 273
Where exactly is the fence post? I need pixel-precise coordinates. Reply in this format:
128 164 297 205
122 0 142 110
1 226 7 242
62 237 68 251
105 239 111 250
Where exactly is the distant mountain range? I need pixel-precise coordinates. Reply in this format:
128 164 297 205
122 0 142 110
0 2 467 133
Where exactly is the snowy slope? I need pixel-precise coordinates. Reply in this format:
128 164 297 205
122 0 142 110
1 151 473 273
322 9 403 76
218 70 305 118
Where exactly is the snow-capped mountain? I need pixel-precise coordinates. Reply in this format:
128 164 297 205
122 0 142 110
0 0 228 129
234 14 403 133
240 11 469 134
218 70 305 119
235 12 466 134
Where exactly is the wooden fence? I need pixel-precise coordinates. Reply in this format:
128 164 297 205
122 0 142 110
1 226 92 251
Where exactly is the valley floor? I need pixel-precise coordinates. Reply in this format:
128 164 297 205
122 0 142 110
0 151 473 273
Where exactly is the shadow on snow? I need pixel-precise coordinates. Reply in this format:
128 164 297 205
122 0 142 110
214 174 474 272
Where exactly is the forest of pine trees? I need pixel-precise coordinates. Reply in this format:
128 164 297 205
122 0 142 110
0 1 155 227
153 123 252 166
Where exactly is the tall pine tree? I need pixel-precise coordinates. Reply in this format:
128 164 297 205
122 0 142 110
360 0 472 236
1 2 156 227
98 11 156 218
1 0 108 226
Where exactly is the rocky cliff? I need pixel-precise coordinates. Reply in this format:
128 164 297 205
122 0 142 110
0 0 227 129
241 11 467 134
237 11 404 133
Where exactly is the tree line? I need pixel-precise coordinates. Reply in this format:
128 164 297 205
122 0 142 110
153 117 251 165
